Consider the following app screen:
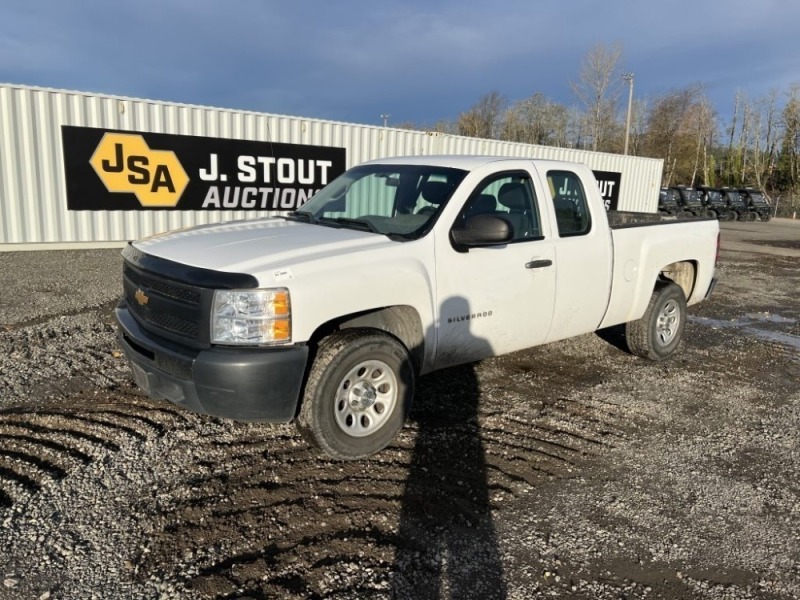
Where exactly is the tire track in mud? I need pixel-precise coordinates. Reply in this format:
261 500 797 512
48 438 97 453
1 325 633 598
136 359 631 599
0 396 193 510
0 300 129 405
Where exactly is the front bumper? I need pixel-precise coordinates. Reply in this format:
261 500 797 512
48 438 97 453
116 304 308 422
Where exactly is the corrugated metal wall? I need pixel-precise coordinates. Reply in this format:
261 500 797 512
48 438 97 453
0 83 663 246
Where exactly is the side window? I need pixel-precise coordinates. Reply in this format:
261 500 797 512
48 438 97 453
458 172 541 242
547 170 592 237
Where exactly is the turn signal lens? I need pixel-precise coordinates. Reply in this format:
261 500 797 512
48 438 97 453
273 291 290 316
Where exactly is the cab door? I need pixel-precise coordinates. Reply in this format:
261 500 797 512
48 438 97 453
543 167 613 342
433 167 556 370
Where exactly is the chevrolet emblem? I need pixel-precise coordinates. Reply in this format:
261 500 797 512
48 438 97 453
134 288 149 306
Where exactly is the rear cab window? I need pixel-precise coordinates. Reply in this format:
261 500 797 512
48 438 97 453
547 170 592 237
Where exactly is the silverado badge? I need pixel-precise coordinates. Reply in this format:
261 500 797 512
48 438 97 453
134 288 149 306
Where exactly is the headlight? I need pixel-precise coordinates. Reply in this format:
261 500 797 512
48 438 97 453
211 288 291 345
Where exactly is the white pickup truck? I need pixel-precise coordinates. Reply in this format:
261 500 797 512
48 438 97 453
116 155 719 459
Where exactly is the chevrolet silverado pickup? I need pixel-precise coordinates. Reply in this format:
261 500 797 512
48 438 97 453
116 156 719 459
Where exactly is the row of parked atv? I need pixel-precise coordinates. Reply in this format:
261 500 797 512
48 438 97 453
658 186 773 221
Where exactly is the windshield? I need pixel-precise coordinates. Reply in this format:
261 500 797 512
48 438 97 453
293 164 467 239
748 191 769 205
685 190 700 203
725 191 743 203
660 189 678 204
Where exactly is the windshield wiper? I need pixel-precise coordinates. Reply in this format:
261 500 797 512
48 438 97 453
317 217 381 234
284 211 316 224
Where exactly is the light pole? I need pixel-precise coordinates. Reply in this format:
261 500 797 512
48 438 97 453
381 113 390 127
622 73 634 155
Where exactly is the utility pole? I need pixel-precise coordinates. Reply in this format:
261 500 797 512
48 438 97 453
622 73 634 155
381 113 390 127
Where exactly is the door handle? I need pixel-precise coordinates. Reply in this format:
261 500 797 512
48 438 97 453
525 259 553 269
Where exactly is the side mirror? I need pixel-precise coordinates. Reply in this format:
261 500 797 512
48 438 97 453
451 214 513 248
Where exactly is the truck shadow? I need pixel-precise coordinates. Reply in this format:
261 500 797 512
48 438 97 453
390 297 507 599
595 324 629 354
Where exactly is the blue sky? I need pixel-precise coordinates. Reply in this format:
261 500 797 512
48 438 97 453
2 0 799 128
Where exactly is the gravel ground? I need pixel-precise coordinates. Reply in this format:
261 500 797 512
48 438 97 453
0 220 798 599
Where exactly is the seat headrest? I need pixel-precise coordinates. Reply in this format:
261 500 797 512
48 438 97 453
498 183 528 210
421 181 454 205
473 194 496 212
554 195 574 208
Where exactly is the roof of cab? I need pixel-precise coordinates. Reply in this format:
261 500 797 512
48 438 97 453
360 155 550 170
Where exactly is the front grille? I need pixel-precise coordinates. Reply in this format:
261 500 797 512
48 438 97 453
124 263 201 304
124 294 200 338
122 258 211 347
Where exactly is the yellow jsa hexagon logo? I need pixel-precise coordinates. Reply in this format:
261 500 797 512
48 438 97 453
90 133 189 207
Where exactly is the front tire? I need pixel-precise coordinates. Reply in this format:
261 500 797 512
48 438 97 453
625 282 687 361
297 329 414 460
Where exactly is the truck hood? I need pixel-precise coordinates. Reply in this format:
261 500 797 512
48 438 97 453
133 217 398 280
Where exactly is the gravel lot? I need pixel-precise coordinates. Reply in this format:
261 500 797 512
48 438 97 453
0 220 798 599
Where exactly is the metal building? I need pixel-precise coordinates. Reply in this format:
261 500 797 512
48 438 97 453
0 83 663 249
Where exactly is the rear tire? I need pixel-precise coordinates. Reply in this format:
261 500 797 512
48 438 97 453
707 209 718 219
625 282 687 361
297 329 414 460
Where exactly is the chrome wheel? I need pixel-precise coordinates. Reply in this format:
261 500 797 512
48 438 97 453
656 299 680 346
298 329 414 460
626 282 686 361
334 359 398 438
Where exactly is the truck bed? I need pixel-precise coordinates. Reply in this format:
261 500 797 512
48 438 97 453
607 210 714 229
599 214 718 329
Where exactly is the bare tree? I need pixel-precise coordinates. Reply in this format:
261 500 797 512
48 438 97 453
737 98 753 184
457 91 506 139
394 72 800 209
570 43 623 152
776 85 800 195
751 90 779 190
724 91 741 185
431 119 458 135
641 85 700 185
500 93 569 146
687 94 717 186
627 97 648 156
720 92 778 188
564 105 585 149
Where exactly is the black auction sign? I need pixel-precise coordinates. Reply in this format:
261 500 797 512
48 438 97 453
592 170 622 211
61 125 347 211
